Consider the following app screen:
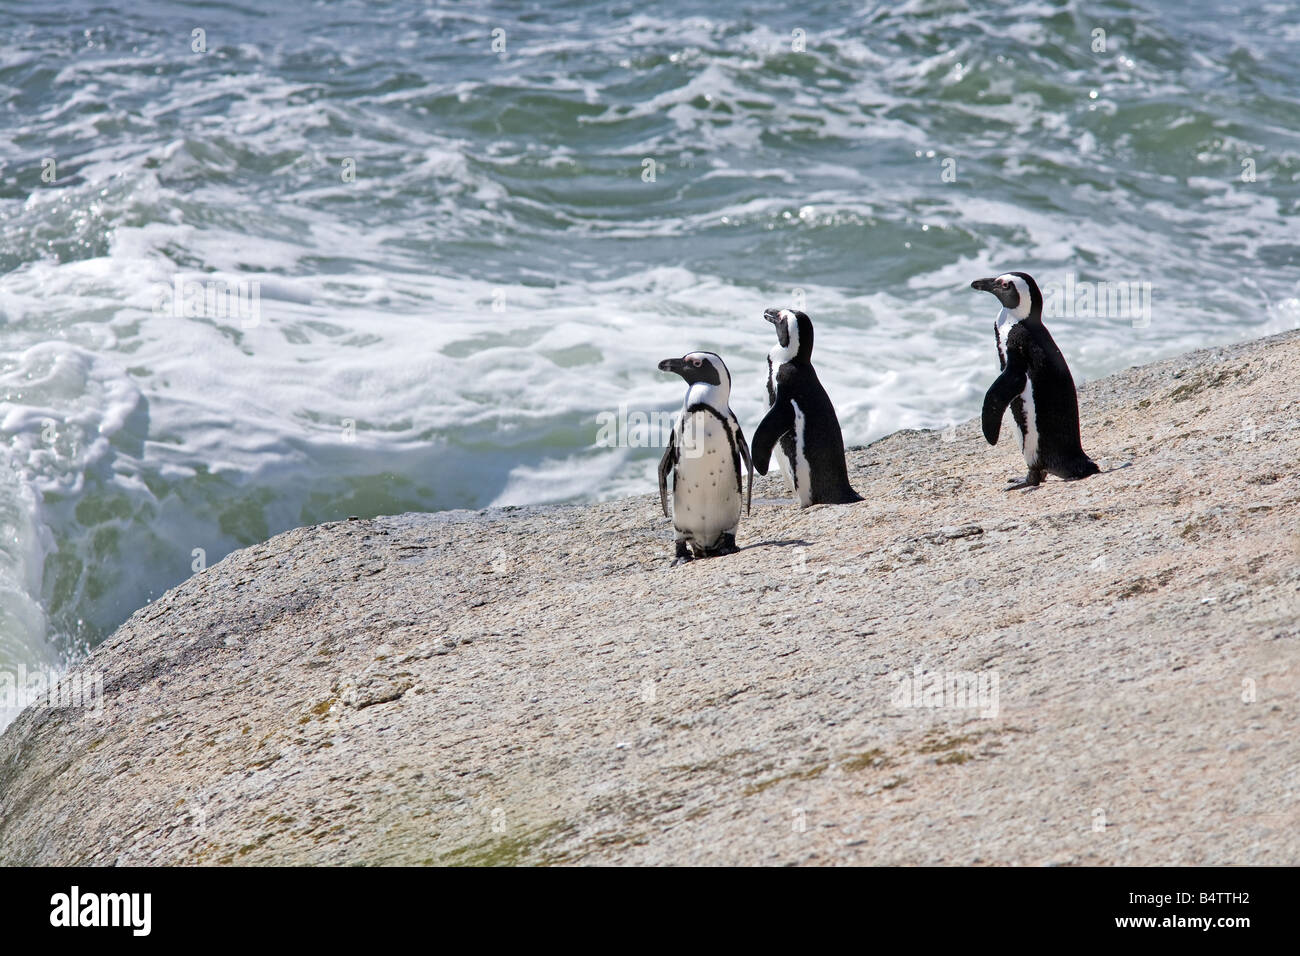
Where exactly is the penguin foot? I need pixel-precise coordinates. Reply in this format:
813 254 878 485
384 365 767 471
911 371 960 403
1061 459 1102 480
685 533 739 558
670 540 693 567
1005 469 1045 490
811 489 864 505
710 533 740 557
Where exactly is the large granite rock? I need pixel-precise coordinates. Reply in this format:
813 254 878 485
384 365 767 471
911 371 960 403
1 330 1296 865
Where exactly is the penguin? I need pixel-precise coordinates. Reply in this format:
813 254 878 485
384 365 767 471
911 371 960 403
751 308 862 507
970 271 1100 488
657 351 753 566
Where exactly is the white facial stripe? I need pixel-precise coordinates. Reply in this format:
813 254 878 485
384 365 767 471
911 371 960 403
713 356 731 396
683 352 731 412
998 274 1032 320
771 310 800 363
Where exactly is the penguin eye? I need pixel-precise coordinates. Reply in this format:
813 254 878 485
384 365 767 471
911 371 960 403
691 358 702 367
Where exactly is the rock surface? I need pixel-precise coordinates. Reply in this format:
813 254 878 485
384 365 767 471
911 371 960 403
1 330 1297 865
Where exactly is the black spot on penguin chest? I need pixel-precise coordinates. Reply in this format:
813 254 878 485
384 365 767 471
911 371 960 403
678 404 743 495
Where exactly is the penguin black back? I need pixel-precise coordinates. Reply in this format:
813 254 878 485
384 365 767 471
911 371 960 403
971 272 1100 487
752 308 862 506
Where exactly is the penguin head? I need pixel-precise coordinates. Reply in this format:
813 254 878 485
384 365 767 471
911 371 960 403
658 351 732 403
971 272 1042 321
763 308 814 363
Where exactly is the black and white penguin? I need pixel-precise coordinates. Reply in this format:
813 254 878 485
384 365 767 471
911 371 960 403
970 272 1100 488
752 308 862 507
657 351 753 565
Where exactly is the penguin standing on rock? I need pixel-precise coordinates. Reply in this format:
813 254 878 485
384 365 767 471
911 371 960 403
657 351 753 566
970 272 1100 488
752 308 862 507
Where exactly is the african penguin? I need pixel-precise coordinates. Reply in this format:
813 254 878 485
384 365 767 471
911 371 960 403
970 272 1100 488
752 308 862 507
657 351 753 565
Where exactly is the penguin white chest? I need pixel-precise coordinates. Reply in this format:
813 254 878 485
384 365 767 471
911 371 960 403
767 356 796 494
790 400 813 508
673 412 741 547
995 309 1015 367
774 444 795 494
1019 378 1039 466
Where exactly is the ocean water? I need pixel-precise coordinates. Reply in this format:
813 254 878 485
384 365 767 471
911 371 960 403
1 0 1298 721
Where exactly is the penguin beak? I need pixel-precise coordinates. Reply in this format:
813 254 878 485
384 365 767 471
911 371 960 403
658 357 686 376
971 277 997 293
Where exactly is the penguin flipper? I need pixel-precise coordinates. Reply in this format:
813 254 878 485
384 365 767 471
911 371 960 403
752 395 795 476
982 364 1027 446
658 430 677 518
735 425 754 516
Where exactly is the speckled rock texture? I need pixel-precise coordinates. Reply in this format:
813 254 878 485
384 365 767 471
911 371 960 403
1 330 1296 865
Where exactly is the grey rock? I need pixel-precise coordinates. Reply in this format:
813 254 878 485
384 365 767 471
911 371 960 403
0 331 1297 865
